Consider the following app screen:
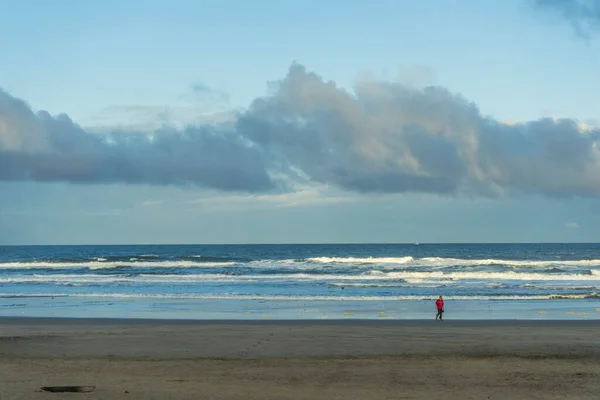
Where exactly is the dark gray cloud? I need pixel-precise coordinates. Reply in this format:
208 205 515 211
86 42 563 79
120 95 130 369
2 64 600 197
534 0 600 38
0 90 273 192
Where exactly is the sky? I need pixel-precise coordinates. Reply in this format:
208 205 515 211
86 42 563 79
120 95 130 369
1 0 600 245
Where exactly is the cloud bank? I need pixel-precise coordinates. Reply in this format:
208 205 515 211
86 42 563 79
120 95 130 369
0 90 273 191
2 64 600 197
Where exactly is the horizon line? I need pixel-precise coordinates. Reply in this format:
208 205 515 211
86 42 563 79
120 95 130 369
1 241 599 247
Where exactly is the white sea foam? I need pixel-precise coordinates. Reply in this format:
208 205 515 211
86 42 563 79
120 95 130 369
417 257 600 268
0 273 262 284
3 256 600 270
308 256 415 264
329 283 408 288
308 256 600 268
0 275 134 284
549 293 600 299
225 271 600 282
0 269 598 286
360 271 600 281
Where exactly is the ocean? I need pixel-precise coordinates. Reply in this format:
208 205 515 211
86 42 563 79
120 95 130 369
1 243 599 320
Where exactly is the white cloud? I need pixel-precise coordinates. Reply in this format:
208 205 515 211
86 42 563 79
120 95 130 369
78 209 124 217
187 185 359 213
565 221 580 229
82 106 235 133
141 200 164 207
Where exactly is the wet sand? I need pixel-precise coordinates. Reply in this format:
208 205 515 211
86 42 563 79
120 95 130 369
1 318 599 399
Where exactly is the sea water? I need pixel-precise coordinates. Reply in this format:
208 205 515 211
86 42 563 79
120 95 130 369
0 243 599 320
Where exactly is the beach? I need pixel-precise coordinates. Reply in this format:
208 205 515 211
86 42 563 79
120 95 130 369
1 318 599 399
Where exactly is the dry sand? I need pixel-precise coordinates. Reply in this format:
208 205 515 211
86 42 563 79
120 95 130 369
1 318 599 399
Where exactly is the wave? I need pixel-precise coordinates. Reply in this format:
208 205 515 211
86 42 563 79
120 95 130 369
307 256 600 268
423 257 600 268
308 257 415 264
329 282 407 288
181 255 252 263
3 255 600 270
549 293 600 300
245 271 600 281
0 261 237 269
363 270 600 281
0 274 250 284
0 270 599 286
0 276 134 284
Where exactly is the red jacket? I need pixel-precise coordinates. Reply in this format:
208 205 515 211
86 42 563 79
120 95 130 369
436 298 444 309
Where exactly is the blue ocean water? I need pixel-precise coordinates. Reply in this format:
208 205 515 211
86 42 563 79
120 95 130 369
0 243 599 320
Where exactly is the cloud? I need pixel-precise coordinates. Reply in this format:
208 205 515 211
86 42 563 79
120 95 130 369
79 209 124 217
2 63 600 197
396 65 437 87
187 185 358 213
141 200 164 207
534 0 600 38
82 105 234 132
0 89 274 192
238 64 600 197
189 83 230 105
0 209 124 217
565 221 580 229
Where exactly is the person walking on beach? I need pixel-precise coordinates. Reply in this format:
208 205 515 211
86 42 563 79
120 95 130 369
435 296 444 321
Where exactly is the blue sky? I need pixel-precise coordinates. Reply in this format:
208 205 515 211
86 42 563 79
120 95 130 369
1 0 599 244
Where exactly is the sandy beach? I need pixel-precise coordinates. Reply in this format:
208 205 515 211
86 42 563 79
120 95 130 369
1 318 599 399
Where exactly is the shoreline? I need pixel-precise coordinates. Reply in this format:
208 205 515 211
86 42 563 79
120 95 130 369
2 315 600 325
2 296 600 321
